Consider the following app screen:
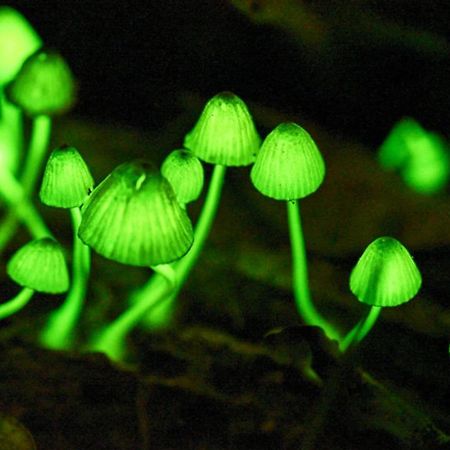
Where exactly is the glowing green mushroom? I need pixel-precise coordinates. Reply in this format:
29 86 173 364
83 160 195 360
161 149 204 206
340 236 422 351
38 146 94 350
0 237 69 320
134 92 261 333
0 49 76 255
0 6 42 174
251 122 340 342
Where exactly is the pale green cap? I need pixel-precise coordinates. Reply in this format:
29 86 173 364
7 237 69 294
0 7 42 85
79 160 194 266
350 237 422 307
161 149 204 205
251 122 325 200
184 91 261 166
6 49 75 116
39 145 94 208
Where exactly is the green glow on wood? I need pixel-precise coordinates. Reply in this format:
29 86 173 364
0 7 42 85
7 237 69 294
79 160 194 266
288 200 341 342
184 91 261 166
161 149 204 205
40 145 94 208
6 50 75 117
378 118 450 194
251 122 325 200
0 287 34 320
350 236 422 307
39 208 91 350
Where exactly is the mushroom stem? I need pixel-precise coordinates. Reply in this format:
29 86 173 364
0 167 52 239
287 199 341 342
340 306 382 352
0 287 34 320
137 164 227 329
39 207 91 349
0 115 52 253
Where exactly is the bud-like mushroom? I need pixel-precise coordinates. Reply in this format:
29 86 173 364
0 238 69 320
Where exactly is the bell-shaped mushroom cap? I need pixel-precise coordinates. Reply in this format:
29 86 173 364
7 237 69 294
183 91 261 166
0 7 42 85
251 122 325 200
39 145 94 208
78 160 194 266
5 49 75 116
161 149 204 205
350 237 422 307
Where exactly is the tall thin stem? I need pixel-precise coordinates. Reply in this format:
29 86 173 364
287 199 341 342
39 207 90 349
0 115 52 253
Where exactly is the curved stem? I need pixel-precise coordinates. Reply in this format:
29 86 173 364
0 169 52 239
0 287 34 320
39 208 90 349
151 264 176 289
90 164 227 360
287 200 341 342
340 306 382 352
137 164 227 329
0 115 52 253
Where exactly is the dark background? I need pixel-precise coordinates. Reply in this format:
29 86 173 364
5 0 450 147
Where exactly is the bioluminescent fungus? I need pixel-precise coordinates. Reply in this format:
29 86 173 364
161 149 204 206
0 237 69 320
251 122 340 342
83 160 195 360
79 159 193 266
378 117 450 194
0 6 42 174
340 236 422 351
39 146 94 350
184 91 261 167
0 49 76 255
135 92 261 333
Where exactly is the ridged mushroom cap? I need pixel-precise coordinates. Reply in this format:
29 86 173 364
251 122 325 200
6 49 75 116
161 149 204 205
78 160 194 266
39 145 94 208
184 91 261 166
7 237 69 294
350 237 422 307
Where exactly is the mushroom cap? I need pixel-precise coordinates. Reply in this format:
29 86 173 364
5 49 75 116
250 122 325 200
7 237 69 294
78 160 194 266
161 149 204 205
0 7 42 85
39 145 94 208
350 236 422 307
183 91 261 166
